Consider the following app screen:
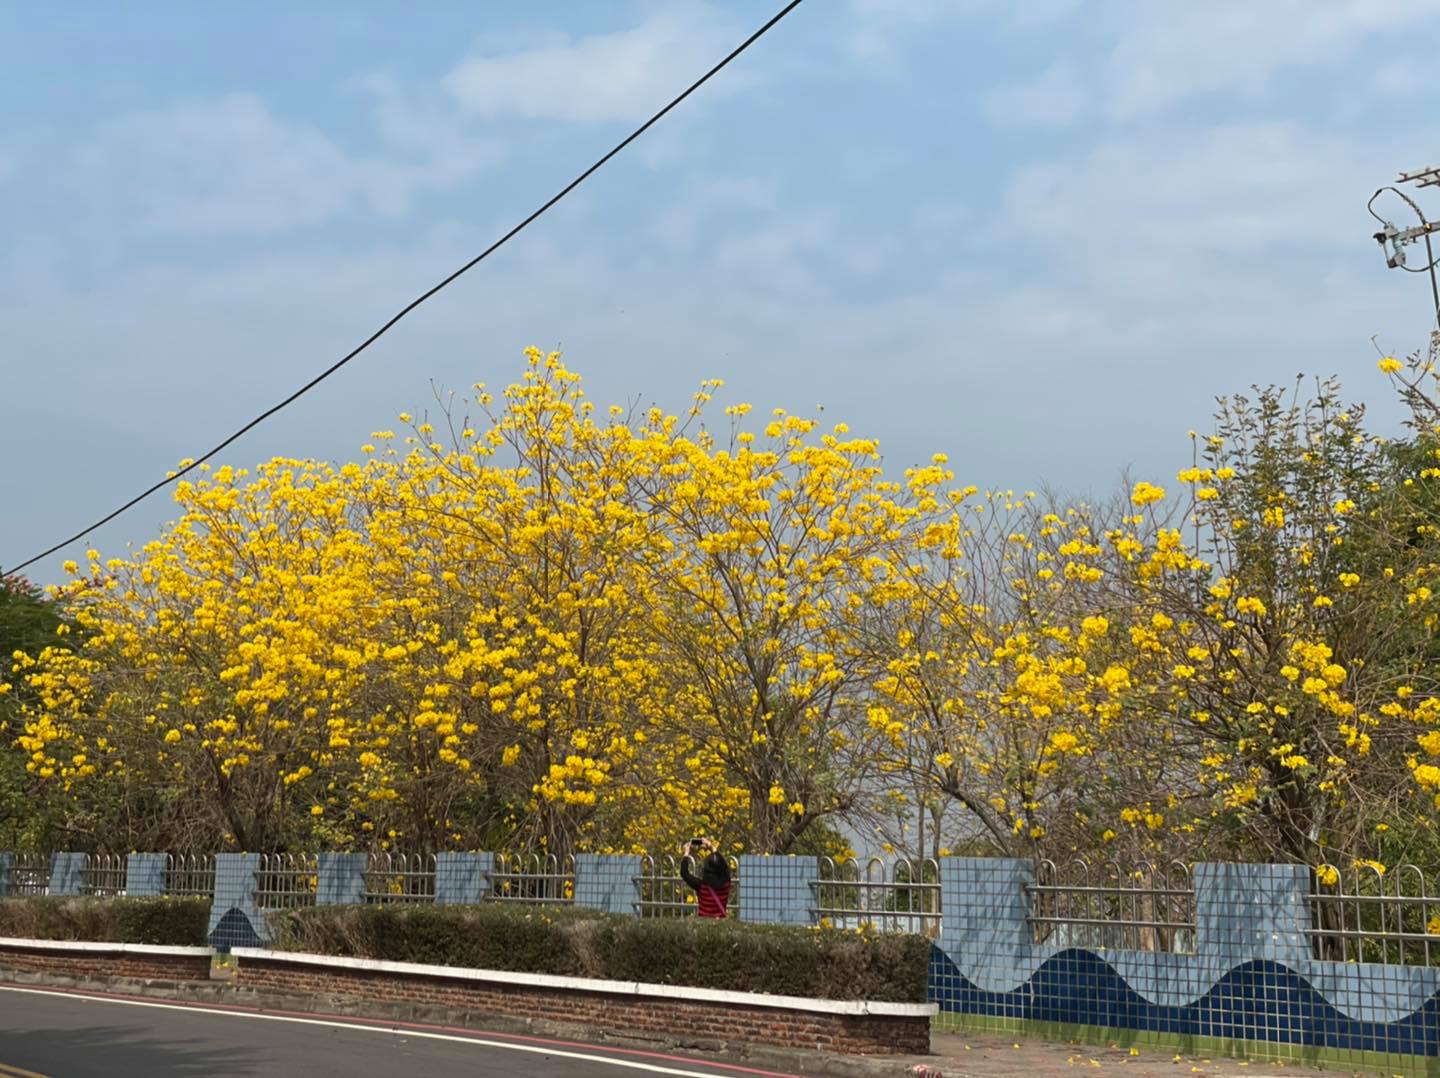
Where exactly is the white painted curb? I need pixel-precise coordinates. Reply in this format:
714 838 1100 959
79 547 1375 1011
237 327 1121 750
0 936 936 1018
0 936 215 957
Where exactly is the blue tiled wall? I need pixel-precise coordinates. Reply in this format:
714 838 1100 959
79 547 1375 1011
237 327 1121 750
574 853 639 915
125 852 168 898
737 855 816 926
435 852 492 905
930 858 1440 1062
48 852 86 897
316 853 366 905
207 853 266 950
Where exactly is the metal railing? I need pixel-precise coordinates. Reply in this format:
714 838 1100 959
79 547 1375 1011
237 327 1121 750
486 853 574 904
364 853 436 904
2 853 51 897
812 857 941 936
1028 859 1195 953
635 854 740 917
81 853 128 897
1310 862 1439 965
254 853 318 910
165 854 216 898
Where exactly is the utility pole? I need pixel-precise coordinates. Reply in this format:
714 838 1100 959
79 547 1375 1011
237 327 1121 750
1370 164 1440 332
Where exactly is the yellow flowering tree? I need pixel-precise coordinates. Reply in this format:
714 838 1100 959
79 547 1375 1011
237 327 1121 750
13 351 926 855
369 351 674 855
637 404 935 853
870 486 1207 860
16 342 1440 872
872 364 1440 869
13 458 389 851
1130 380 1438 865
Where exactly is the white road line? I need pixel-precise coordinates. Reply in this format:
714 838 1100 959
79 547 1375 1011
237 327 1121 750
0 986 784 1078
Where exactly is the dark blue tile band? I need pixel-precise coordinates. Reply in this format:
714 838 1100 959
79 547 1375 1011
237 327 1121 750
929 946 1440 1057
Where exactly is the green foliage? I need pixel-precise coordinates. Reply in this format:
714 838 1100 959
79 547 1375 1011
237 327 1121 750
0 896 209 945
0 576 66 661
268 903 929 1002
0 576 69 850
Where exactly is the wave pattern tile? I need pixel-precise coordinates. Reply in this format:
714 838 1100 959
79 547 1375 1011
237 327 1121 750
929 946 1440 1058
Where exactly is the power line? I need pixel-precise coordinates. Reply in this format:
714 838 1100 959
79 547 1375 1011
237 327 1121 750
4 0 806 578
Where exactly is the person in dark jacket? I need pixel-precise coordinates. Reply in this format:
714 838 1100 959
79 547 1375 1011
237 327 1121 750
679 838 731 918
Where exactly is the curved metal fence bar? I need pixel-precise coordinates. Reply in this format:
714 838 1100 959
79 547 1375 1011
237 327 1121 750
1309 862 1438 965
724 854 741 917
2 853 51 897
634 854 741 918
635 854 694 916
486 853 575 905
164 854 216 898
254 852 319 910
1026 858 1195 953
363 853 436 904
811 856 941 936
81 853 128 897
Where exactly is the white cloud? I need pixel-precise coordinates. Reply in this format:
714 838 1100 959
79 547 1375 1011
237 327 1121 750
713 212 835 297
987 0 1440 128
1004 123 1370 258
845 0 1077 66
352 75 508 214
76 94 357 234
652 178 775 249
72 92 502 236
1104 1 1440 123
9 0 1440 587
845 0 964 65
983 62 1087 128
2 155 1430 586
443 5 748 124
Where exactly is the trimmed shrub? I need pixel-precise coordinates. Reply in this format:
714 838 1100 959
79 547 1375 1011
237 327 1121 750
271 903 600 976
268 904 928 1002
0 897 210 946
598 916 928 1002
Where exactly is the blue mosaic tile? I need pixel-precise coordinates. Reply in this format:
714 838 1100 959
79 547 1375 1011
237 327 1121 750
929 946 1440 1058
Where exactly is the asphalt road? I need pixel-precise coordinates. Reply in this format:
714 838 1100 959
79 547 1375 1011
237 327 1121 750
0 985 802 1078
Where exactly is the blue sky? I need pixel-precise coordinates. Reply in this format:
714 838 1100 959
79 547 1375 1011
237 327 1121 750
4 0 1440 582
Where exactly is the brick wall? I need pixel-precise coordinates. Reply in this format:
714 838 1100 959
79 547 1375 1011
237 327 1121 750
236 958 930 1055
0 944 212 984
0 940 928 1056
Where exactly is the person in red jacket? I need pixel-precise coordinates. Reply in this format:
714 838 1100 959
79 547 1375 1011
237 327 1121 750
679 837 731 918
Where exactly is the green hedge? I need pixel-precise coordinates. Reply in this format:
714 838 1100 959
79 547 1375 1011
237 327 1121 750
269 904 929 1003
0 897 210 946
